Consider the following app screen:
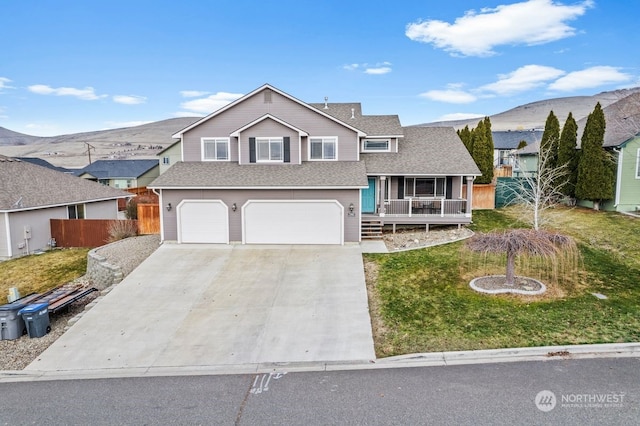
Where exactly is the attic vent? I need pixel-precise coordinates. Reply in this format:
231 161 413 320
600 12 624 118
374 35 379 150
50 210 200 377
351 108 355 119
264 89 272 104
324 96 329 109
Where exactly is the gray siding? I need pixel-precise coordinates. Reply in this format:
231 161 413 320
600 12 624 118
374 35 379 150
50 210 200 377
9 207 67 255
85 200 119 219
238 118 301 165
182 89 359 162
161 188 360 243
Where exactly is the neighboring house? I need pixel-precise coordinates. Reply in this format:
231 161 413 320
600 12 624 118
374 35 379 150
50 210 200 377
76 159 160 189
148 84 480 245
492 130 543 170
158 141 181 174
16 157 72 174
0 156 130 259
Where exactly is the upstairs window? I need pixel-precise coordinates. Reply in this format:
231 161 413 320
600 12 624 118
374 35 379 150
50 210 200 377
362 139 390 152
162 157 170 165
310 137 337 160
202 138 230 161
257 137 283 162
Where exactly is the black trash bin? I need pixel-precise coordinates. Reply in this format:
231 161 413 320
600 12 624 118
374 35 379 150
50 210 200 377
0 302 27 340
19 303 50 338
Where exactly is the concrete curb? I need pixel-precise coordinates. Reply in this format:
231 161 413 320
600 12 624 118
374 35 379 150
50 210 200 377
2 342 638 383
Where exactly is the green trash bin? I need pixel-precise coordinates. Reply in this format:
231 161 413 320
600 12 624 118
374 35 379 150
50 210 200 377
0 302 27 340
19 303 50 338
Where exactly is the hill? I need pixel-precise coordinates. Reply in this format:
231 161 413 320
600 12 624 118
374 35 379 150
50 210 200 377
0 117 199 168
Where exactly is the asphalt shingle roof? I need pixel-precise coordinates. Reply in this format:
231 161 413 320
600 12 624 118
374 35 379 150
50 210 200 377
149 161 369 188
362 127 481 176
0 156 130 211
76 159 159 179
492 130 543 149
310 103 404 136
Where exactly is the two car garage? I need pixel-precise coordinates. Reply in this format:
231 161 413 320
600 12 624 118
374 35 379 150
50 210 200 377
177 199 345 245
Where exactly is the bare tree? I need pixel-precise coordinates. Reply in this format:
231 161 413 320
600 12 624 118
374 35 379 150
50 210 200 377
466 229 577 286
510 139 570 230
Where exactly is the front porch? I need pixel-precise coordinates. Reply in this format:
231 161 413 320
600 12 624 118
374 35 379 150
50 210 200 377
363 198 472 230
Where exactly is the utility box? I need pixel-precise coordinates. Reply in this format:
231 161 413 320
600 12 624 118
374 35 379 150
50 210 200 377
0 302 27 340
19 303 50 338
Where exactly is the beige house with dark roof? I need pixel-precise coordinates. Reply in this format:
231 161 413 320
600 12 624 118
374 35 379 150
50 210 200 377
0 156 130 258
149 84 480 245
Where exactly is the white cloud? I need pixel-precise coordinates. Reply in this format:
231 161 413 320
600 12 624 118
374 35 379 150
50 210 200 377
406 0 594 57
28 84 106 100
365 67 392 75
344 62 392 75
548 66 632 91
420 88 477 104
173 111 204 118
436 112 486 122
179 91 243 114
113 95 147 105
478 64 566 95
0 77 14 92
180 90 210 98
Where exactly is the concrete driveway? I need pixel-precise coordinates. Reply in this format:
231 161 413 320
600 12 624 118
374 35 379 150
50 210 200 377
26 244 375 372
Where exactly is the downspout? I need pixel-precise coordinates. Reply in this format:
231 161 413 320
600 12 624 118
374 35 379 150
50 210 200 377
4 211 12 258
613 148 622 207
151 188 165 242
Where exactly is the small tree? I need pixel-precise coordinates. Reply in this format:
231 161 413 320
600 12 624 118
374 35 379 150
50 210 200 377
471 118 494 184
511 139 570 230
457 125 473 153
557 112 579 199
540 111 560 171
467 229 577 286
516 140 528 150
575 103 615 210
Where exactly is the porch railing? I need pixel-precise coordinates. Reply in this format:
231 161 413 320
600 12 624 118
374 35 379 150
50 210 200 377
383 198 468 217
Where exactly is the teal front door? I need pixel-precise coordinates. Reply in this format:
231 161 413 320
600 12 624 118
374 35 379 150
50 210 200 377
362 177 376 213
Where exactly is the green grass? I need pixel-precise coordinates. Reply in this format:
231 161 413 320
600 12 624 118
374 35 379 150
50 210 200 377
367 207 640 357
0 249 90 300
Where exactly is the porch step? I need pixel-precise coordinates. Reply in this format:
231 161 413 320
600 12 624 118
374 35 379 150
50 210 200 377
361 219 383 239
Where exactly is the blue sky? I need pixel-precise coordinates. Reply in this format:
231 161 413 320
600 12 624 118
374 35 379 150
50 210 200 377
0 0 638 136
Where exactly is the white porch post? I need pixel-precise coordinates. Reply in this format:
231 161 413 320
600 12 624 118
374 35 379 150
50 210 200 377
379 176 387 217
466 176 475 217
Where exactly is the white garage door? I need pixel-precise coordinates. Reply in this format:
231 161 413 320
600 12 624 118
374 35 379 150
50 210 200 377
243 200 343 245
177 200 229 244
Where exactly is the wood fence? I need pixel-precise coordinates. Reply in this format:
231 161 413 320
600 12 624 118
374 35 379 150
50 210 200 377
463 182 496 210
137 203 160 235
50 219 138 248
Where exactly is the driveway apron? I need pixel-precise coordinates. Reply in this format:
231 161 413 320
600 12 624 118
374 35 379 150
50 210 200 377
26 244 375 371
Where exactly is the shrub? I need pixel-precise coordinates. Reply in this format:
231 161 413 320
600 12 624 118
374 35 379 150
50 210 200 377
108 220 138 242
125 198 138 220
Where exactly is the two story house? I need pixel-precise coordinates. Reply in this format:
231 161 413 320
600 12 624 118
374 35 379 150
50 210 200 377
148 84 480 245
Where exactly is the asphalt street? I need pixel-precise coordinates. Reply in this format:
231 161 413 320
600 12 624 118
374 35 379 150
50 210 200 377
1 357 638 425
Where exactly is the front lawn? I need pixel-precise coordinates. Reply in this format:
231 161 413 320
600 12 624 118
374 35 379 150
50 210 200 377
0 249 89 299
366 207 640 357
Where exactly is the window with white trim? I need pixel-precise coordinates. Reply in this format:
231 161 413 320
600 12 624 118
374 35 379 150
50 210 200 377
362 139 390 152
404 178 446 197
636 148 640 179
162 157 170 165
202 138 230 161
257 137 283 162
309 137 337 160
68 204 85 219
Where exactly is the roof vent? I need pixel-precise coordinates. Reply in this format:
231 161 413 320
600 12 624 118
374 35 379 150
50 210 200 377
324 96 329 109
351 108 355 119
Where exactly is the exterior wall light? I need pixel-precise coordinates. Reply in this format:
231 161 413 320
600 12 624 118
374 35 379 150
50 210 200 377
349 203 355 214
232 203 237 212
166 203 172 211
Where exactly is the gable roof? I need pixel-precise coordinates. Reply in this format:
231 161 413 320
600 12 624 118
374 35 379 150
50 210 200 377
230 114 309 137
362 127 481 176
76 159 159 179
492 130 543 150
172 84 366 138
149 161 368 189
309 103 404 137
16 157 72 173
576 92 640 148
0 156 130 211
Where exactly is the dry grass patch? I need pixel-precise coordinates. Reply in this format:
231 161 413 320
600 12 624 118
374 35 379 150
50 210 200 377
0 249 89 298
